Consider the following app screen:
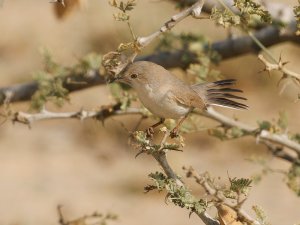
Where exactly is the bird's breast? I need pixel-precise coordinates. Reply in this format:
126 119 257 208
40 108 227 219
135 84 190 119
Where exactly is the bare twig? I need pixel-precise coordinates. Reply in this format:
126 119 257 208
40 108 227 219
258 54 300 84
57 205 114 225
137 0 205 48
11 104 141 126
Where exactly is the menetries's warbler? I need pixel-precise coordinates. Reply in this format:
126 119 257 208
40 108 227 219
111 61 247 137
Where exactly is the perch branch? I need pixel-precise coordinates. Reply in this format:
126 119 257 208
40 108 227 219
11 104 300 162
11 104 141 126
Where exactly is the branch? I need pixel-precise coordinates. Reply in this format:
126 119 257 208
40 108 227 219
1 22 298 106
258 54 300 83
202 107 300 162
136 0 204 48
11 104 141 126
175 0 296 25
10 104 300 163
0 69 106 105
184 166 262 225
149 131 220 225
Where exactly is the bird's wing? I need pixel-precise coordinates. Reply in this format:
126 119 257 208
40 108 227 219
170 88 206 110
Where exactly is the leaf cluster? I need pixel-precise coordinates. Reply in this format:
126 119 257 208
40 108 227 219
31 50 69 110
287 163 300 196
229 177 252 195
294 0 300 35
31 52 103 111
109 0 136 21
109 83 137 111
234 0 271 26
208 126 246 141
130 130 182 156
211 8 240 28
257 111 288 134
156 32 222 83
211 0 271 28
252 205 270 225
145 172 207 215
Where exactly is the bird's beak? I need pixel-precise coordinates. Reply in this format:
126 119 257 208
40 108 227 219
107 75 122 83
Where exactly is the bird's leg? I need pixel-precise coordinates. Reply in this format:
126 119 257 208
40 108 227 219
170 114 189 138
146 118 165 138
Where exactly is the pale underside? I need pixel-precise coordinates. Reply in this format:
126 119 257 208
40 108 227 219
135 83 205 119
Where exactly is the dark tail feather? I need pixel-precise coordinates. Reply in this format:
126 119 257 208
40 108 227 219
211 79 236 86
209 98 248 109
191 79 248 110
207 79 248 110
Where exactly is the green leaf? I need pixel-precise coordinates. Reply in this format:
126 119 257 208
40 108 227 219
229 177 252 195
257 120 272 130
252 205 270 225
234 0 272 25
287 164 300 196
294 0 300 35
211 7 240 28
277 111 288 130
292 133 300 144
208 128 226 140
230 126 244 138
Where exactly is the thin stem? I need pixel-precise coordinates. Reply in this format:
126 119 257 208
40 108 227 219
127 21 136 40
247 31 277 63
216 0 278 63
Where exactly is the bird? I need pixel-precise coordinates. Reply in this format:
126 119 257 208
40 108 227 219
111 61 247 137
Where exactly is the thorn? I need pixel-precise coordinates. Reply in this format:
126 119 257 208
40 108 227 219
277 74 288 87
282 61 289 66
135 150 144 158
258 68 266 74
278 51 283 63
49 0 65 7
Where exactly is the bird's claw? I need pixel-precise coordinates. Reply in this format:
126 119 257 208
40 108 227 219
146 127 154 139
170 128 179 138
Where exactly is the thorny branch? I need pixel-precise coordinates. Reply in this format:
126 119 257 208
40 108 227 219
57 205 117 225
139 130 220 225
10 105 300 164
1 21 299 106
10 103 141 127
1 1 299 224
258 54 300 89
201 107 300 162
183 166 261 225
7 106 280 225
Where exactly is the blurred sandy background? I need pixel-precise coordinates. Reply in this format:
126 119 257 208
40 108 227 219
0 1 300 225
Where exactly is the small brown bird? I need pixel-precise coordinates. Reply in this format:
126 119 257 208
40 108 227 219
112 61 247 137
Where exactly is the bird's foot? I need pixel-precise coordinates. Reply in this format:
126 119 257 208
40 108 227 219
146 126 155 139
170 128 179 138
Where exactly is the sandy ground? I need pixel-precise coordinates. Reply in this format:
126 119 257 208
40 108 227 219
0 1 300 225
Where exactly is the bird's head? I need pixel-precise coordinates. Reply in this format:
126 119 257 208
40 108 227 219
109 61 160 89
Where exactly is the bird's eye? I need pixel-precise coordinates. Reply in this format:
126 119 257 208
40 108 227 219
130 73 138 79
